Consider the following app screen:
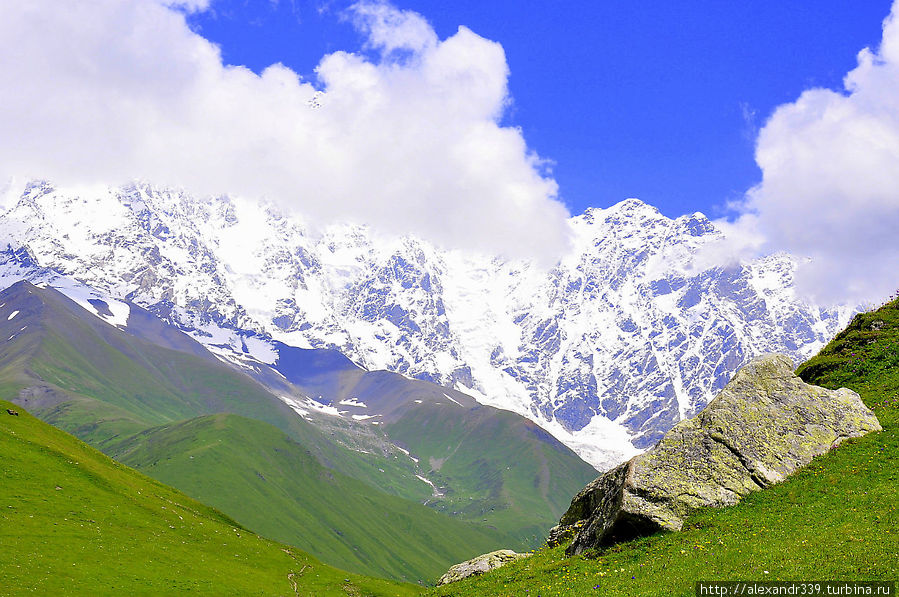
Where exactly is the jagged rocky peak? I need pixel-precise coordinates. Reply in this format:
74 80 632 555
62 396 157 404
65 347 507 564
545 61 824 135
672 211 717 237
603 197 661 216
574 198 663 232
550 354 881 554
0 181 854 469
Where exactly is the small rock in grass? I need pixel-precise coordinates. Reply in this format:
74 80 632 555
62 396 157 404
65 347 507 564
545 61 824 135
437 549 530 585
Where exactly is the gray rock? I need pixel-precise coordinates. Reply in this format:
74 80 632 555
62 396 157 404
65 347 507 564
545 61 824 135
550 354 881 555
436 549 530 586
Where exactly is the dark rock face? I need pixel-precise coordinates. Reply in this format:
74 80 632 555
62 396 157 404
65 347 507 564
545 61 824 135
549 354 882 555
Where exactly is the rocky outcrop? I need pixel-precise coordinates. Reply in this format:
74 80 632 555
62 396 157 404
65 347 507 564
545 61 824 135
437 549 530 585
550 354 882 555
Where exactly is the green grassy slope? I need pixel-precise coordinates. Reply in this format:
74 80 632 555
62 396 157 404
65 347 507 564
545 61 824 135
385 402 597 547
0 282 518 581
0 281 310 443
1 282 597 552
0 400 420 597
0 283 433 505
280 353 599 544
106 413 515 583
429 298 899 596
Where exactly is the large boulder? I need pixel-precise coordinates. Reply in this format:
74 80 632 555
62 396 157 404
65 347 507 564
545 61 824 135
550 354 881 555
437 549 530 585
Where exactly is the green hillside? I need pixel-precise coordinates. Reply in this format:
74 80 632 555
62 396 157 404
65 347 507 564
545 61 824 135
0 399 419 596
386 401 597 546
0 281 311 444
0 281 596 555
107 413 514 583
0 282 515 581
281 358 598 547
429 297 899 595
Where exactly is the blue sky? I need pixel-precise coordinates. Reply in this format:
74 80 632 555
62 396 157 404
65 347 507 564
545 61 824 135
187 0 892 219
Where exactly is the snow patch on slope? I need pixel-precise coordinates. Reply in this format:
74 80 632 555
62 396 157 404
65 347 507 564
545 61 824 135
49 279 131 327
442 393 463 407
541 415 641 472
187 323 278 365
278 395 343 418
339 397 368 408
415 474 444 497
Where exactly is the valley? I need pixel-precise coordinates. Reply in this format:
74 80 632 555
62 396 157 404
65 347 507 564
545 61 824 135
0 397 419 596
0 279 594 583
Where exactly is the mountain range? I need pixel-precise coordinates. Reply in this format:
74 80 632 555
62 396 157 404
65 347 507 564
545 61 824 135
2 236 894 594
0 180 853 467
0 178 890 594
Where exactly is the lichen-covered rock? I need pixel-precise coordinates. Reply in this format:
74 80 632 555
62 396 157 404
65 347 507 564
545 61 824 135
550 354 882 555
436 549 530 585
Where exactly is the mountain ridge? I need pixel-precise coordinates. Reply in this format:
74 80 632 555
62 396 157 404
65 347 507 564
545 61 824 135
0 180 854 467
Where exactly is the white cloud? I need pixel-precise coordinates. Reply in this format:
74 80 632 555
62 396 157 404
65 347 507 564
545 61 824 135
348 1 437 55
161 0 213 12
733 1 899 306
0 0 569 262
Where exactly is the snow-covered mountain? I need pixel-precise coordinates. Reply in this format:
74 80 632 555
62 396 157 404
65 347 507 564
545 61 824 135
0 180 853 469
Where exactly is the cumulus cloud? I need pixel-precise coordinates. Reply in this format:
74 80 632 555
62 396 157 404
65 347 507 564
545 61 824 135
348 1 437 55
732 1 899 305
0 0 569 261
